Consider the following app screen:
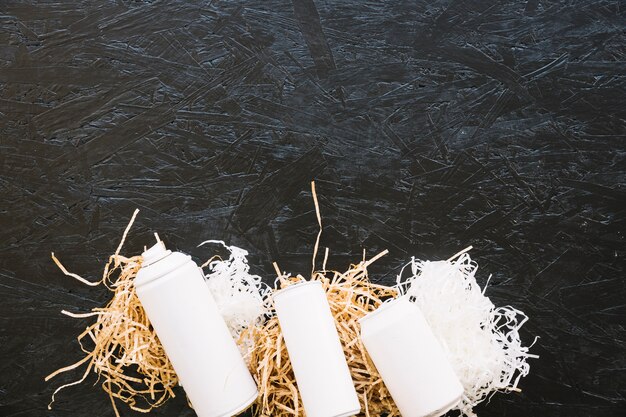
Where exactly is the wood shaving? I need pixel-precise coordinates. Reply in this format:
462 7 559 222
45 209 178 416
243 252 401 416
46 184 534 417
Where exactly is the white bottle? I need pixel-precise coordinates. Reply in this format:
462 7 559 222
135 240 258 417
359 297 463 417
273 281 360 417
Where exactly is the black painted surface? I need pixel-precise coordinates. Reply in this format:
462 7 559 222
0 1 624 416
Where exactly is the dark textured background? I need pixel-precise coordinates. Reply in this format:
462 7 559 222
1 1 625 416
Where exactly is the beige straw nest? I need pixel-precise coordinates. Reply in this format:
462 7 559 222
243 250 401 417
46 211 179 416
48 246 401 417
48 185 403 416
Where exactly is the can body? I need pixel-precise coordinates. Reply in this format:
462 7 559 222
135 243 257 417
359 297 463 417
273 281 360 417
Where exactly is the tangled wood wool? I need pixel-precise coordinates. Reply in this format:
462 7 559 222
46 211 179 417
46 184 535 417
243 249 401 417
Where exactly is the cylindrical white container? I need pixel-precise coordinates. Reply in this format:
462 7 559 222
359 297 463 417
135 240 258 417
273 281 360 417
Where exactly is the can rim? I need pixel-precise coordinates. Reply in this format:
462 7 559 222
272 280 322 301
358 296 407 324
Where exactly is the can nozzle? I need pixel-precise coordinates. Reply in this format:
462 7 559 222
141 235 171 266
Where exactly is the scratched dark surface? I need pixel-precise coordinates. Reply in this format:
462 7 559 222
1 1 625 416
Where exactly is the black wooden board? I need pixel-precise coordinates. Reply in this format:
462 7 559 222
0 1 624 416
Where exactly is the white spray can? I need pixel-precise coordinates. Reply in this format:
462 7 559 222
135 240 258 417
359 296 463 417
273 281 360 417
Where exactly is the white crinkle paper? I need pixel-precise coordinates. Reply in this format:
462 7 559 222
396 250 537 417
199 240 269 341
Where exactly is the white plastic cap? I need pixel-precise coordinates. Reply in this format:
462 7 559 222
141 240 172 266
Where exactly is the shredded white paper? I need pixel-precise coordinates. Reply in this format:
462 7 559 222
198 240 270 344
396 249 537 417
